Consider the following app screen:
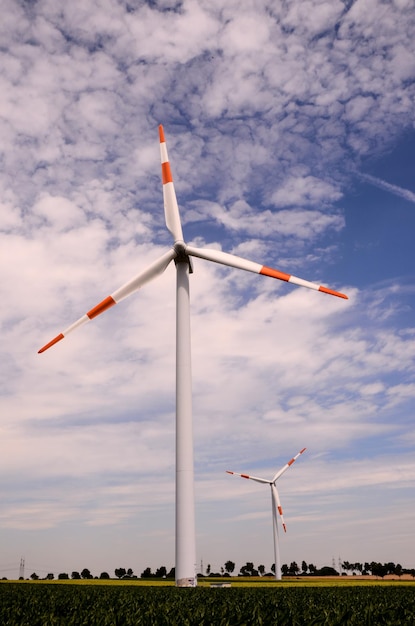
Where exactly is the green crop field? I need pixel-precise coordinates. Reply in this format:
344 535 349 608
1 581 415 625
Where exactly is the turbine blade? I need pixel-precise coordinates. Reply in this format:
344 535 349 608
272 484 286 532
272 447 306 483
159 125 184 243
186 246 347 299
38 249 176 353
226 470 270 485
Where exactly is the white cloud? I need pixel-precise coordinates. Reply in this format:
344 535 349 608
281 0 344 37
357 172 415 204
270 174 342 208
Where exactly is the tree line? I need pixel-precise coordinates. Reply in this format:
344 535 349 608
15 560 414 581
24 567 174 581
203 560 415 578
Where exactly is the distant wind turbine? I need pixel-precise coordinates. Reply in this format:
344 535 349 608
227 447 306 580
39 126 347 587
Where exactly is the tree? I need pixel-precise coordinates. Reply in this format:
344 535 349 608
115 568 126 579
224 561 235 575
301 561 308 575
308 563 317 575
239 562 256 576
354 562 363 575
71 571 81 580
100 572 110 579
81 568 92 579
155 566 167 578
58 573 69 580
288 561 299 576
141 567 153 578
45 573 54 580
167 567 175 579
206 564 211 575
258 564 265 576
371 562 388 578
316 566 339 576
30 573 39 580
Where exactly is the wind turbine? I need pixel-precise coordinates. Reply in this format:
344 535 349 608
38 125 347 587
226 447 306 581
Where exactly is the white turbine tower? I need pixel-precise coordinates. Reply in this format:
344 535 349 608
39 126 347 587
227 447 306 581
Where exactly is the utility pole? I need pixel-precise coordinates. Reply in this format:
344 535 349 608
19 557 25 580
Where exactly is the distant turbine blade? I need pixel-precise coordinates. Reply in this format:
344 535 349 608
38 249 176 353
226 470 270 485
272 447 306 483
272 484 286 532
186 246 347 299
159 125 184 243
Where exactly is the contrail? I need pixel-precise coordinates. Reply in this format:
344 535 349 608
358 172 415 204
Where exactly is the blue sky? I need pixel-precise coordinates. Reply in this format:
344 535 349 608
0 0 414 579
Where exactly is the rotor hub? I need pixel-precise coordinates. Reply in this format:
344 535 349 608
174 242 193 273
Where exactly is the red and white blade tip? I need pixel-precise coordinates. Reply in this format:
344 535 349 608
259 266 347 300
38 295 116 354
226 470 250 480
288 447 307 466
38 333 64 354
159 124 183 243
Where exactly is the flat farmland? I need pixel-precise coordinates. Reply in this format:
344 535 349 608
1 578 415 625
